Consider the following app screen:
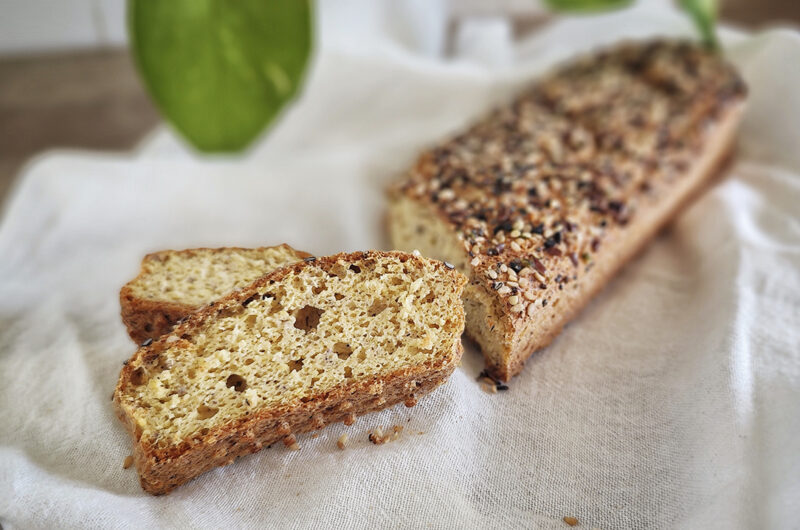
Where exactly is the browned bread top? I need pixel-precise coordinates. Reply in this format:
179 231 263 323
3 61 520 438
113 251 467 493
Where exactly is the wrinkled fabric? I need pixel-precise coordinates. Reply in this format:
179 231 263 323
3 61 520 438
0 1 798 528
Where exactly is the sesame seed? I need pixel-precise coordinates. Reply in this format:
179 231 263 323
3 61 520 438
438 189 455 201
510 241 522 252
527 304 537 317
511 303 524 313
487 270 498 279
510 229 521 238
499 264 508 273
443 261 455 269
140 338 153 347
412 249 421 257
471 257 480 267
497 286 512 295
508 295 519 305
303 256 316 262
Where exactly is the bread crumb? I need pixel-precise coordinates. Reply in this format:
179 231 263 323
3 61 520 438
337 433 348 450
123 455 133 469
481 382 498 394
368 425 404 445
368 427 387 445
563 516 579 526
311 433 319 439
283 434 299 450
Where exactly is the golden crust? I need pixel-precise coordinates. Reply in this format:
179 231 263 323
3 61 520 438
114 250 466 495
120 244 311 344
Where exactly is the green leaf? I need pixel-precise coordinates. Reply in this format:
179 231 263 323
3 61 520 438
678 0 718 49
128 0 312 152
542 0 633 13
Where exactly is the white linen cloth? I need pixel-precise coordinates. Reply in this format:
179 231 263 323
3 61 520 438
1 1 798 528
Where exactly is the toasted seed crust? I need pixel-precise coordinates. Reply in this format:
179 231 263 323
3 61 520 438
114 251 466 495
388 40 748 380
120 244 311 344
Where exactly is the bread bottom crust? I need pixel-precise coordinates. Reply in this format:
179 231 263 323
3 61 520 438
115 345 460 495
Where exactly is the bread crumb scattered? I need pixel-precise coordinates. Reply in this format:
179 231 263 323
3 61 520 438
283 434 299 450
368 425 404 445
337 433 348 450
123 455 133 469
563 516 579 526
481 381 498 394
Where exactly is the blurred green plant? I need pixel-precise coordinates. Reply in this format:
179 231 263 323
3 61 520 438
129 0 717 154
544 0 718 48
128 0 312 153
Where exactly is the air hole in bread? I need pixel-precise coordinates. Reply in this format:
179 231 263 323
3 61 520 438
287 359 303 372
312 284 324 295
368 301 388 317
245 314 258 328
243 358 254 366
334 293 344 301
197 405 218 420
349 265 361 273
343 366 353 378
293 305 323 331
333 342 353 360
329 263 348 278
130 367 146 386
226 374 247 392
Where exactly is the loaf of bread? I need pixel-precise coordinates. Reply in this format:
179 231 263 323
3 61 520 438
120 245 310 343
114 250 467 494
389 41 747 381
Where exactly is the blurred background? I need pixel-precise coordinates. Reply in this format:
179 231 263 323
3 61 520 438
1 0 798 204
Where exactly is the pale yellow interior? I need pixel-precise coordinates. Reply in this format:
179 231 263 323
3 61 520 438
127 247 303 307
120 255 464 446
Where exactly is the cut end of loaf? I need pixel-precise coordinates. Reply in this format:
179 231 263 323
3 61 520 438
114 251 466 493
120 244 309 343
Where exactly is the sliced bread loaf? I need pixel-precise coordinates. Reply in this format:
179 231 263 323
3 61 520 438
113 251 467 494
120 245 310 343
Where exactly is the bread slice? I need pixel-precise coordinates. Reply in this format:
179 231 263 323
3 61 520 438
388 40 747 381
113 250 467 495
120 245 310 343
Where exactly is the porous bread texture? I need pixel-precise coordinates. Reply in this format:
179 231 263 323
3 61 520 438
120 245 309 343
388 40 748 381
114 251 467 494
